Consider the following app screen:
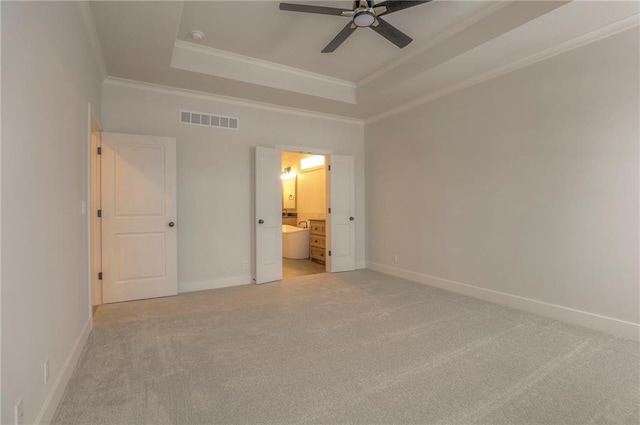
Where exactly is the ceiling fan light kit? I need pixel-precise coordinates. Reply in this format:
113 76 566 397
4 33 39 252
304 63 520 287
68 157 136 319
279 0 431 52
353 11 376 27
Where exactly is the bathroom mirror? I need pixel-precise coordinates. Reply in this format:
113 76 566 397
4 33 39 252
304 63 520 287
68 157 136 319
282 177 296 209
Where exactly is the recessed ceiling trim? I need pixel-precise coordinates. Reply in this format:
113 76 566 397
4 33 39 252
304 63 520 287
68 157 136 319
365 13 640 125
103 77 364 125
356 0 509 88
171 40 357 104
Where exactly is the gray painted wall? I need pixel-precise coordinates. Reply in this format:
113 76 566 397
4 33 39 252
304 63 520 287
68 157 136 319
101 83 365 293
1 2 103 423
366 28 639 327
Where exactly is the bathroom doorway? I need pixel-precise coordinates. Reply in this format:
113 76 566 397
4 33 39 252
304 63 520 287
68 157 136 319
255 145 355 284
281 151 327 279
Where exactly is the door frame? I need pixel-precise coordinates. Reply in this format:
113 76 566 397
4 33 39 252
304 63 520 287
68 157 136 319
274 144 335 274
87 104 102 316
90 117 102 309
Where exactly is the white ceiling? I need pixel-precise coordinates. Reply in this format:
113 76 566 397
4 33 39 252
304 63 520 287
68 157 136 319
89 1 640 120
175 1 494 82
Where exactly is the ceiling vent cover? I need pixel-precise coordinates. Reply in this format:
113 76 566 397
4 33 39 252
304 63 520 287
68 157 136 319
179 110 239 130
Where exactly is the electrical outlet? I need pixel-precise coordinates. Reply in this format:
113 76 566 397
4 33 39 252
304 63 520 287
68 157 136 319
242 260 249 269
14 399 24 425
44 359 50 384
393 253 398 264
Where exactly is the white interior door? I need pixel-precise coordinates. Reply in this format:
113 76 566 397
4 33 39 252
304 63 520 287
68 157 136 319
101 132 177 303
327 155 356 272
255 146 282 284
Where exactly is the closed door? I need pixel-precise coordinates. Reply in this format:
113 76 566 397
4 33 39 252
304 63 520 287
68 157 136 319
255 146 283 284
101 132 177 303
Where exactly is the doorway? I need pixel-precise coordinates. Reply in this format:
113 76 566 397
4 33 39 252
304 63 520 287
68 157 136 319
281 151 327 279
255 145 355 285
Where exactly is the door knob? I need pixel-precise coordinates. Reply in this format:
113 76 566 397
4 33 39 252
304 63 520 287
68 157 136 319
258 219 264 224
349 217 355 221
168 222 175 227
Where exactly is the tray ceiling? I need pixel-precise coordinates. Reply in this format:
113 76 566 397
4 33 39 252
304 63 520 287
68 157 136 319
89 1 640 120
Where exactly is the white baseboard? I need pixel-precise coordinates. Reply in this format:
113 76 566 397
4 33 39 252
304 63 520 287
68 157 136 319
179 275 252 293
35 317 92 424
356 260 366 270
367 262 640 340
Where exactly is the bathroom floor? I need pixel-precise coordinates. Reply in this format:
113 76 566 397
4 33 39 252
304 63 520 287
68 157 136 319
283 258 326 279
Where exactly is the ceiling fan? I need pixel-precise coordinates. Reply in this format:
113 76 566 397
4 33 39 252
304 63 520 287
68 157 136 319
279 0 432 53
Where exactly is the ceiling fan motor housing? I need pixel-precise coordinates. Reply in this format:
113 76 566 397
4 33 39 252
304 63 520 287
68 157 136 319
279 0 432 52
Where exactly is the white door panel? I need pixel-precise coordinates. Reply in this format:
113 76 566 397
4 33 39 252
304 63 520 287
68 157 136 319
255 146 283 284
328 155 355 272
115 145 165 215
102 132 177 303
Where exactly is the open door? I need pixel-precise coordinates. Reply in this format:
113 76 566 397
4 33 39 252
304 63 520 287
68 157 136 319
90 122 102 306
255 146 283 284
327 155 356 272
101 132 178 303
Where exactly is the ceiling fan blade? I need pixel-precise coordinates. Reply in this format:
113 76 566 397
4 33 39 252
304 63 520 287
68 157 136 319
322 22 357 53
279 3 351 16
370 17 412 48
375 0 432 16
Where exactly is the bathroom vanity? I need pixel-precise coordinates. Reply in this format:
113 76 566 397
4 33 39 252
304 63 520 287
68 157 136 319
309 219 326 264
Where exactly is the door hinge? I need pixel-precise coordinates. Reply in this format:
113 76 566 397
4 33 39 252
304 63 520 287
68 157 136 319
98 272 102 280
97 209 102 218
328 207 331 213
328 165 331 171
328 250 332 256
97 147 102 155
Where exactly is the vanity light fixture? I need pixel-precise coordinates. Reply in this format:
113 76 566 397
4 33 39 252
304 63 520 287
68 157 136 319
281 167 297 180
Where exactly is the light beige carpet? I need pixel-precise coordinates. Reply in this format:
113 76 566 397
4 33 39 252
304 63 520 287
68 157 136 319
53 270 639 424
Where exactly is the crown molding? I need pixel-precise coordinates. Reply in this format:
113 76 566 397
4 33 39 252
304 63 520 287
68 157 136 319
99 9 638 127
75 0 107 80
103 77 365 125
171 40 357 104
356 1 510 88
365 13 640 125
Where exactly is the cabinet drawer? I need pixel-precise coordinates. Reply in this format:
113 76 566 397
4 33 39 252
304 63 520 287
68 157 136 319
310 247 325 263
310 235 325 248
309 220 326 236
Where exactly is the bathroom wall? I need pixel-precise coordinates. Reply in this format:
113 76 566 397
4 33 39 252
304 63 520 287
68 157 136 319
297 165 326 226
280 152 327 228
281 151 302 219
